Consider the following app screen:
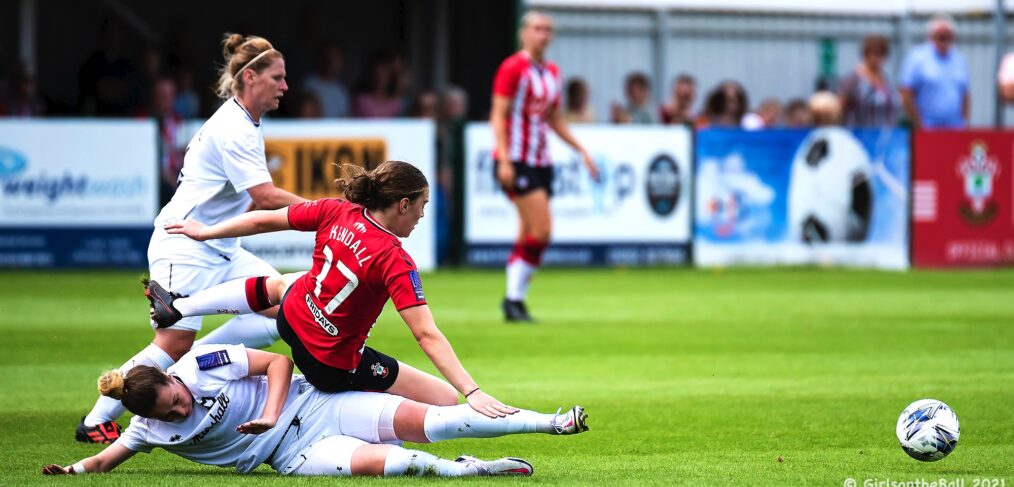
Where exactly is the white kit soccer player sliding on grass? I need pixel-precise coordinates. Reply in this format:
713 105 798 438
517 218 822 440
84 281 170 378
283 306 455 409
77 33 306 444
44 344 588 477
145 161 587 425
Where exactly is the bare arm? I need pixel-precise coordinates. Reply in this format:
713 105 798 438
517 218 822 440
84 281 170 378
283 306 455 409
164 207 292 241
961 92 970 124
42 444 136 475
235 349 294 434
490 95 515 189
548 108 599 180
899 87 922 130
399 305 518 418
247 182 307 210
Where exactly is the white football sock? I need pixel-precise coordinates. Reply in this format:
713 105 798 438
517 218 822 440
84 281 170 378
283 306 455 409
505 259 535 301
383 446 477 477
83 343 175 426
174 278 255 317
422 404 554 442
194 313 280 350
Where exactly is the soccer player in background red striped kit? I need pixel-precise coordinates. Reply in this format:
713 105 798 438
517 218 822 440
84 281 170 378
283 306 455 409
491 11 598 322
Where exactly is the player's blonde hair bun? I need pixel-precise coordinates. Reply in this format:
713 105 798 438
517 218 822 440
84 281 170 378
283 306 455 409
98 370 126 400
215 33 282 99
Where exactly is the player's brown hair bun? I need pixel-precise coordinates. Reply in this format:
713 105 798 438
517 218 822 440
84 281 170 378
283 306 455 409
335 161 428 211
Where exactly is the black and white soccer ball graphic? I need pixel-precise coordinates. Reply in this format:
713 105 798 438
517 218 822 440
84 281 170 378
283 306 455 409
788 127 873 244
896 399 960 462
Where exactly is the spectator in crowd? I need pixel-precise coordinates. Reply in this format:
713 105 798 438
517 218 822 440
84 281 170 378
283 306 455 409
838 34 899 127
172 66 200 119
741 98 782 130
809 91 842 126
697 80 748 128
0 62 45 117
303 42 350 118
784 98 811 127
411 90 439 119
295 90 323 119
138 47 165 111
564 77 595 123
611 72 657 124
998 49 1014 103
660 74 696 125
136 77 184 206
354 50 405 118
899 14 969 129
79 19 140 116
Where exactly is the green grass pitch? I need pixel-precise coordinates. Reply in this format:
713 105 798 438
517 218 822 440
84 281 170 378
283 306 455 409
1 268 1012 485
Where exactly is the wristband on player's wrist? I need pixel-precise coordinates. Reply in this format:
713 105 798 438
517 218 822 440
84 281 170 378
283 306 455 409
464 387 480 398
69 462 87 475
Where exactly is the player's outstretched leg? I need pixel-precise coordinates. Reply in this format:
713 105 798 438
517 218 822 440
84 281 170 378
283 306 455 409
410 403 588 442
289 436 532 477
145 276 286 328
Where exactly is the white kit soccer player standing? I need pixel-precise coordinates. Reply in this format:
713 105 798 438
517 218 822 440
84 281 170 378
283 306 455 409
77 34 305 442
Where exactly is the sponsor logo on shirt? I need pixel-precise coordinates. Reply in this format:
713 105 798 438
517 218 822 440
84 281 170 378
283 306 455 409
196 350 231 370
191 392 230 445
408 270 425 301
305 293 339 336
353 222 367 233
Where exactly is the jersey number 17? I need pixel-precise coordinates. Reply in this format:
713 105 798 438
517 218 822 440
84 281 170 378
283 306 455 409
313 245 359 313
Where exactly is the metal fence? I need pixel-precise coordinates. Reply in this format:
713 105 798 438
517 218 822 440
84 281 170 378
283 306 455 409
544 8 1014 127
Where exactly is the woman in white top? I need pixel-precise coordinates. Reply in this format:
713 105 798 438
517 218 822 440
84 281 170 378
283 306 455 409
46 345 589 477
77 33 306 443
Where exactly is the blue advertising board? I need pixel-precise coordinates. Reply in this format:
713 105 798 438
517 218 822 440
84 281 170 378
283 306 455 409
694 127 910 269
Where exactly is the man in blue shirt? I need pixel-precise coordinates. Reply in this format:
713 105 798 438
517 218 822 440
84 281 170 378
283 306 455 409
899 14 970 129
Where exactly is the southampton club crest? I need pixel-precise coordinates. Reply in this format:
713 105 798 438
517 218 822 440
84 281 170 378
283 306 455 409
370 362 389 378
957 141 1000 226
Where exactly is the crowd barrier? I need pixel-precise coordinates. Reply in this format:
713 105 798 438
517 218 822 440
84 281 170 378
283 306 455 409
464 123 693 266
0 120 158 267
694 127 911 269
912 131 1014 267
0 119 436 271
2 120 1011 270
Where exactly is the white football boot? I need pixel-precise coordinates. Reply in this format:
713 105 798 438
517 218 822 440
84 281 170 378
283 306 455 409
455 455 534 476
550 405 589 435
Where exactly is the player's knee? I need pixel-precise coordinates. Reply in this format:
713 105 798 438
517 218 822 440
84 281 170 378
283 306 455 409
267 276 286 305
433 383 459 406
527 228 551 244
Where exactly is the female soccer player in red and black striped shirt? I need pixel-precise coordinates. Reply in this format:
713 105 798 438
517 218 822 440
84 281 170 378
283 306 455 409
491 11 598 322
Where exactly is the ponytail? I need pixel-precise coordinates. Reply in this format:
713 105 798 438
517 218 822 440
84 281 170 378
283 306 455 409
334 161 428 211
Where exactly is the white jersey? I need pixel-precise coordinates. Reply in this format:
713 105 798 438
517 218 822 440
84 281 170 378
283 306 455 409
113 344 405 474
153 98 273 255
113 344 313 473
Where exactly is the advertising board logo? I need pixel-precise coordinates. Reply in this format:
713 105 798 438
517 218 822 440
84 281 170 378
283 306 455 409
265 138 387 200
645 154 681 217
956 141 999 226
0 147 28 178
0 146 145 203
